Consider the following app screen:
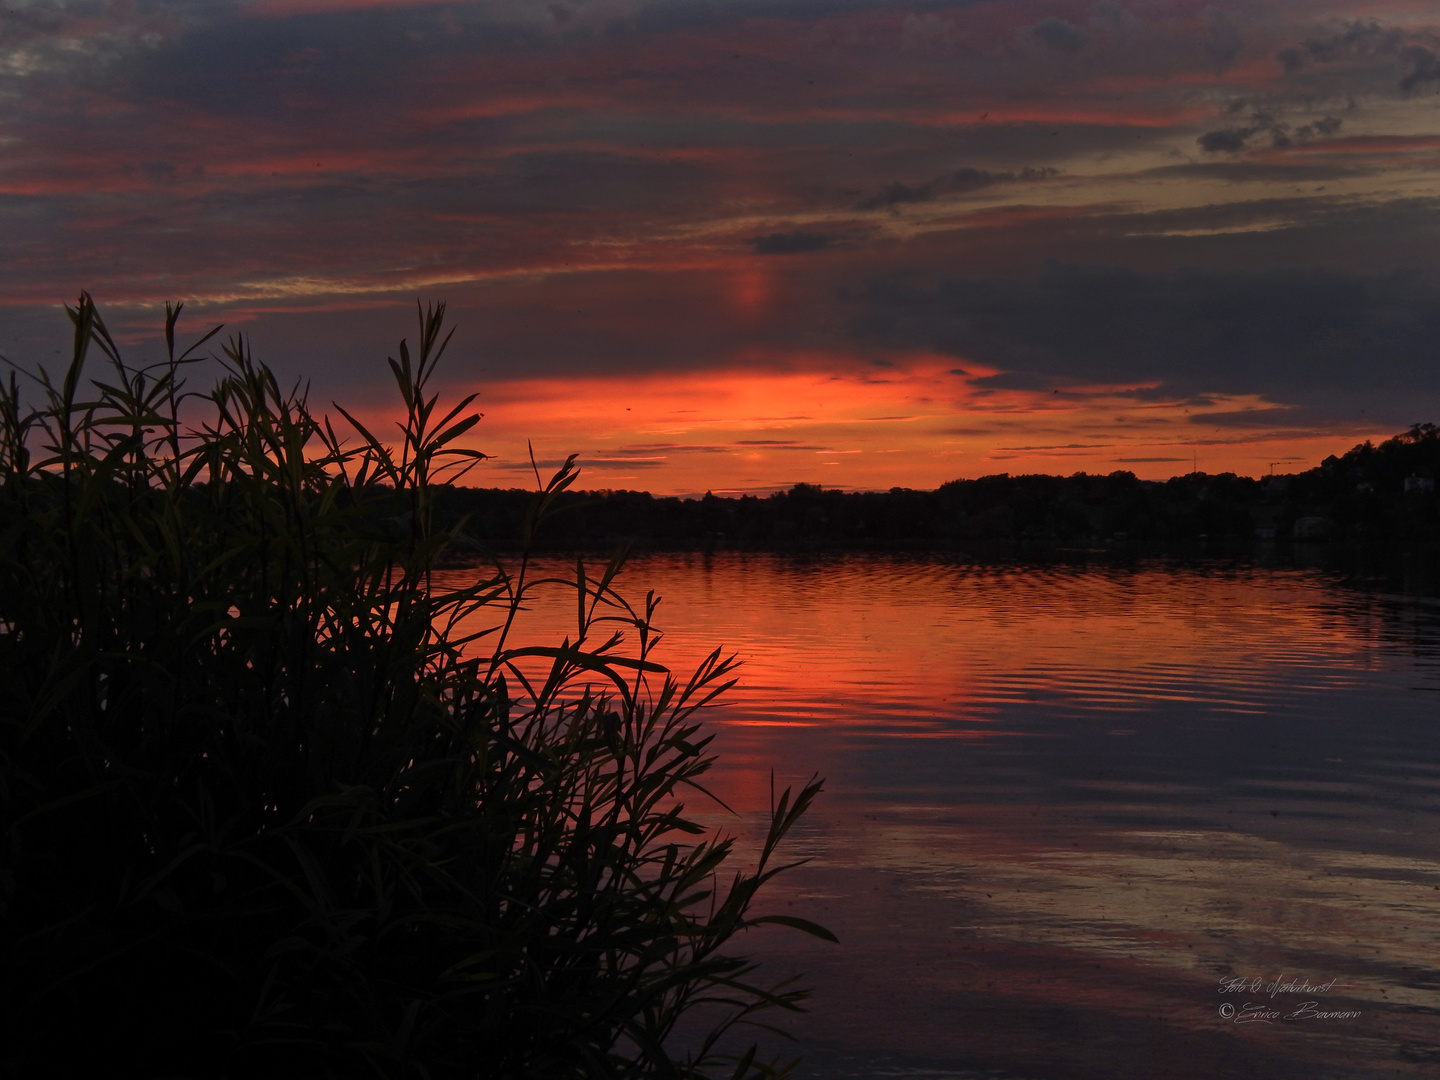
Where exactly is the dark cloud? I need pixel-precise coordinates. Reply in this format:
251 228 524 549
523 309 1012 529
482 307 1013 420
1202 9 1243 72
598 0 880 39
1293 115 1343 139
1196 127 1257 154
851 261 1440 411
735 443 829 450
1190 408 1303 429
1111 387 1217 407
0 2 68 34
600 444 730 455
999 443 1113 451
1146 159 1359 184
1029 17 1085 54
469 150 716 215
859 167 1058 211
1399 46 1440 95
969 371 1069 392
752 231 834 255
1276 18 1440 95
1196 110 1337 154
119 10 519 117
1277 19 1406 71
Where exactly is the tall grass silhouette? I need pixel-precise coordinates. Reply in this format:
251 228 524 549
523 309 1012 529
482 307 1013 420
0 295 830 1079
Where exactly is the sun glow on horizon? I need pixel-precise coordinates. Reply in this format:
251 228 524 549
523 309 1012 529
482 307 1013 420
337 357 1395 495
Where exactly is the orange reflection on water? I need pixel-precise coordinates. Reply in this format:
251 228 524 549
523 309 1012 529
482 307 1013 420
436 554 1440 1076
438 554 1406 740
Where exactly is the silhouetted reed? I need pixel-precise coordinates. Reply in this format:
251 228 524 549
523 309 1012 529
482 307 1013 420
0 295 829 1079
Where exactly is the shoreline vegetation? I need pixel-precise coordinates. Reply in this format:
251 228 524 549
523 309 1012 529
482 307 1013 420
435 426 1440 558
0 297 832 1079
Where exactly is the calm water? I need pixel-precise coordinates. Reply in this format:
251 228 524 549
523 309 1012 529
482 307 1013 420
439 553 1440 1080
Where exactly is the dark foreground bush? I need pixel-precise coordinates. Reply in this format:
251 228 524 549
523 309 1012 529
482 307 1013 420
0 297 829 1079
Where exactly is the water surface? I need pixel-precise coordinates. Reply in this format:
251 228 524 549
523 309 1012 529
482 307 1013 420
441 554 1440 1079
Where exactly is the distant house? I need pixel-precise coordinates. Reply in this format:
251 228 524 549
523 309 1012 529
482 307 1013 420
1404 472 1435 493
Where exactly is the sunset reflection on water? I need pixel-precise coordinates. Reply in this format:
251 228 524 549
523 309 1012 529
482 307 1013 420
435 554 1440 1080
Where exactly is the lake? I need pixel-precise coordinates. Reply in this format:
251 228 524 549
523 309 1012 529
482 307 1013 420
441 552 1440 1080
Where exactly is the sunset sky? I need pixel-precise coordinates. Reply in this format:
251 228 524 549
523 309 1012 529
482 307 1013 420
3 0 1439 493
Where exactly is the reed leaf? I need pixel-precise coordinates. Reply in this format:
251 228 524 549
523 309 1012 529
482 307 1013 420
0 294 829 1080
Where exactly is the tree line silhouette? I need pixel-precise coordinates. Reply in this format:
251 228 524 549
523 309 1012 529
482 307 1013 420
436 425 1440 552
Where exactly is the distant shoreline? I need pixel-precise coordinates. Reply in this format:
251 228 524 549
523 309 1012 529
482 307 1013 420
436 426 1440 560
